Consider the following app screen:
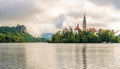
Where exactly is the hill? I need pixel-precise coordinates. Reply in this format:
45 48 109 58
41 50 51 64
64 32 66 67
0 25 41 42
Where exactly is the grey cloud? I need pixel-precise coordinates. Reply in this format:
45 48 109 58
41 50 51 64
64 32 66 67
89 0 120 9
0 0 40 21
55 14 66 29
88 22 107 28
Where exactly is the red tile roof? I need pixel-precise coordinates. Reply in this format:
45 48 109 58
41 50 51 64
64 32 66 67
74 25 80 30
89 28 97 32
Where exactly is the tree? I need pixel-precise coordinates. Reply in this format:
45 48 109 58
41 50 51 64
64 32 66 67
0 25 41 43
98 30 114 43
112 36 120 43
50 28 120 43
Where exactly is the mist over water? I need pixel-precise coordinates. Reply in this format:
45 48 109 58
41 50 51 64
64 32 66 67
0 43 119 69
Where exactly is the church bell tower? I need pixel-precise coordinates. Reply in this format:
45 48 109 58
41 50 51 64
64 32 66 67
83 14 87 31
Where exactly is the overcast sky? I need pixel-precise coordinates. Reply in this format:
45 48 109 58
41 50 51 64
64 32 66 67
0 0 120 36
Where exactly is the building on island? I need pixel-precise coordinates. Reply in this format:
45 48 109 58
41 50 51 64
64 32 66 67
74 13 98 34
88 28 97 33
83 13 87 31
74 13 87 33
74 24 80 33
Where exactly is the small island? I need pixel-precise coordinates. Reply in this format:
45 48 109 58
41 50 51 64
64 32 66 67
50 28 120 43
50 14 120 43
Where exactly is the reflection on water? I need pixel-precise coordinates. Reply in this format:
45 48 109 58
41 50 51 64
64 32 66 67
82 45 87 69
56 44 87 69
0 43 26 69
56 44 83 69
0 43 118 69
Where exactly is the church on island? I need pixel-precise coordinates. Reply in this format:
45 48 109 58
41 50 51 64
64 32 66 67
74 14 97 33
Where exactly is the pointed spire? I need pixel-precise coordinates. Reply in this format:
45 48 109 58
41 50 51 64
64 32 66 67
83 13 87 31
83 13 86 22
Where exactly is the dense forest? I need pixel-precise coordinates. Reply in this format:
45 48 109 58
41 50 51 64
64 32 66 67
0 25 47 43
50 27 120 43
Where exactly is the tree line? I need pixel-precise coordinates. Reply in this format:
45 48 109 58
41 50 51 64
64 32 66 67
50 27 120 43
0 25 46 43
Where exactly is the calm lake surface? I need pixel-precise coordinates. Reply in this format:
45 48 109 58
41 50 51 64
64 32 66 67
0 43 120 69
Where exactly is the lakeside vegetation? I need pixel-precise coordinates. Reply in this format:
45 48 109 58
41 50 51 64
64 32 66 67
50 27 120 43
0 25 47 43
0 25 120 43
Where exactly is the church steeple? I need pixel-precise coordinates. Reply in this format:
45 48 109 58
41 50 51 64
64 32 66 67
83 13 87 31
83 13 86 22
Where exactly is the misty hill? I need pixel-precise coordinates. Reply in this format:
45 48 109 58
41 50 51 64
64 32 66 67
40 33 53 40
0 25 41 42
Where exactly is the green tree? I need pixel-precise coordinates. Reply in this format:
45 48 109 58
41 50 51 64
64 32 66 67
0 25 41 43
98 30 114 43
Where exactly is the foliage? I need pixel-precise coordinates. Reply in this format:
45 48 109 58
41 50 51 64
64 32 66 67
50 27 120 43
0 25 45 43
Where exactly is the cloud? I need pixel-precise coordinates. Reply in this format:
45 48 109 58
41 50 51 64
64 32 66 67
0 0 120 36
55 14 66 29
0 0 40 21
89 0 120 9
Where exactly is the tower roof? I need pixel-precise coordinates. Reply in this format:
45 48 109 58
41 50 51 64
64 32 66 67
74 24 80 30
83 13 87 31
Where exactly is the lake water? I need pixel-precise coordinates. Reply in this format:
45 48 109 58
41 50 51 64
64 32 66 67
0 43 120 69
